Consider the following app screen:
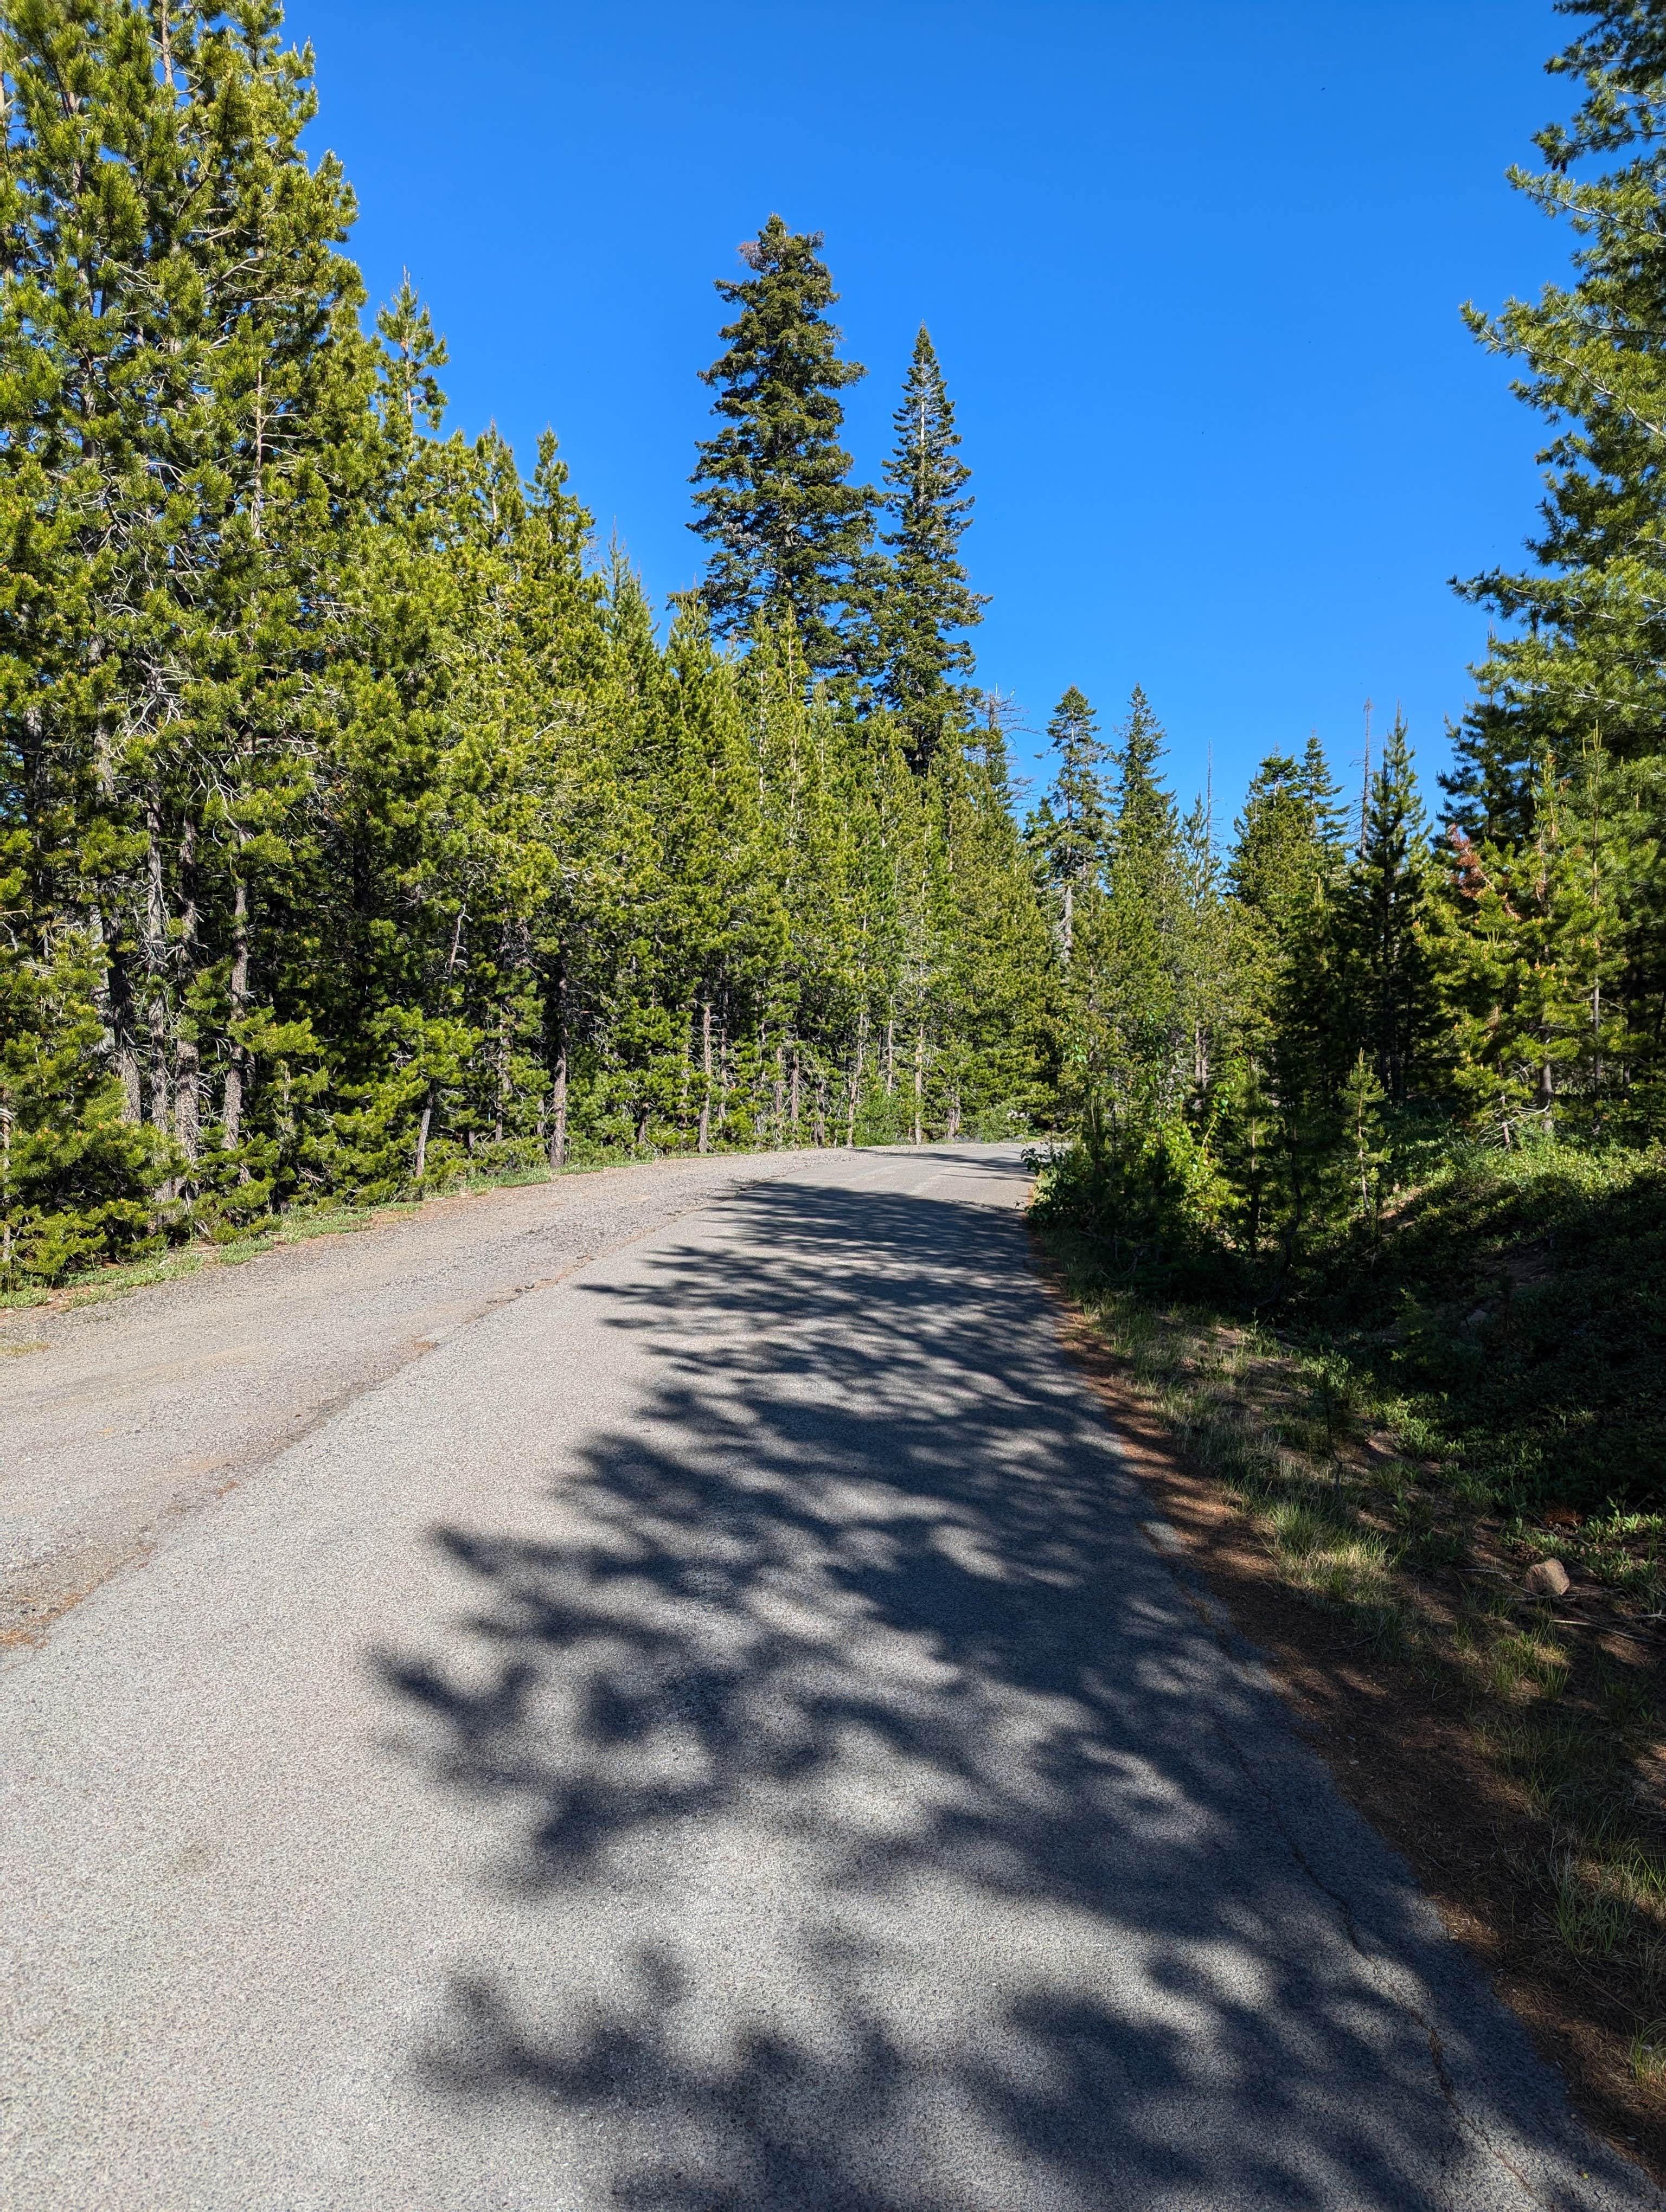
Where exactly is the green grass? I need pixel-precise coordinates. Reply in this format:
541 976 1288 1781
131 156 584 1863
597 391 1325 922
1630 2019 1666 2087
1042 1193 1666 2104
62 1251 207 1305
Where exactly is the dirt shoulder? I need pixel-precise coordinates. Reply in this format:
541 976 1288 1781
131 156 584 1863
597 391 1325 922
1035 1244 1666 2189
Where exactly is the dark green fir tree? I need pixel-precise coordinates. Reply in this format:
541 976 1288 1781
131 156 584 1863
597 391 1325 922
689 215 874 678
1030 687 1108 960
1107 685 1178 866
1340 714 1438 1106
877 326 987 768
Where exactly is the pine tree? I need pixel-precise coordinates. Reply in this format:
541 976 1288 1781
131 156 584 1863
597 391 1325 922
1042 689 1238 1258
0 0 368 1235
1219 738 1351 1270
1297 730 1350 854
1439 6 1666 1143
926 725 1050 1139
1339 713 1438 1106
1439 689 1541 847
1454 6 1666 783
1437 743 1638 1142
689 215 874 678
876 327 987 768
1087 686 1184 1115
1030 686 1108 960
1107 687 1177 865
1228 755 1317 930
0 837 170 1282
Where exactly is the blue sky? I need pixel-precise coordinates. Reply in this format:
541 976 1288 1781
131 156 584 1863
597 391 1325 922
288 0 1569 828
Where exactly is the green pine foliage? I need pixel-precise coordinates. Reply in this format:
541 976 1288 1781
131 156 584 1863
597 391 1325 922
0 13 1053 1288
1028 685 1109 962
875 326 987 768
1438 0 1666 1135
1339 715 1439 1110
688 215 875 680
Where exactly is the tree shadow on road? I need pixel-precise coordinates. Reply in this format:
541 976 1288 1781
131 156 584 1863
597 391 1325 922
374 1161 1628 2211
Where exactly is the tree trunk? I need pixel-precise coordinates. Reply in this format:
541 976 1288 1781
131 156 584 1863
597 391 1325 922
1 1098 12 1275
548 954 568 1172
174 819 200 1169
414 1087 434 1183
95 910 143 1123
494 1015 507 1147
790 1047 801 1141
173 1040 200 1164
414 908 465 1184
697 1000 713 1154
84 674 140 1120
222 867 250 1151
845 1004 868 1148
143 790 170 1138
913 1026 926 1146
883 1010 895 1095
773 1043 786 1143
277 1066 295 1161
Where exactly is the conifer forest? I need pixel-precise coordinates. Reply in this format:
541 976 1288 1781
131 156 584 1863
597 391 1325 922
3 0 1665 1484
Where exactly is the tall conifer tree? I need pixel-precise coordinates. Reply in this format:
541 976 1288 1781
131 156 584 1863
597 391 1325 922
1107 685 1177 864
1030 687 1107 960
1451 2 1666 788
1340 715 1437 1105
1437 744 1637 1140
876 327 986 768
689 216 874 678
1090 687 1184 1112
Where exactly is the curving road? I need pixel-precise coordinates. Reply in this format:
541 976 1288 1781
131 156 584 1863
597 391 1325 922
0 1143 1656 2210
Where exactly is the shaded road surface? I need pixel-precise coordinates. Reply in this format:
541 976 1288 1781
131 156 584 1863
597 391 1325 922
0 1145 1655 2210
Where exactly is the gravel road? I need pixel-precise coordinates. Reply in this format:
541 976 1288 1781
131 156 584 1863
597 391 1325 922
0 1143 1655 2209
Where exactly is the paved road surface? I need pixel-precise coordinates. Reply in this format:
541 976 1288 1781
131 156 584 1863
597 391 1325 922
0 1152 817 1644
0 1144 1655 2209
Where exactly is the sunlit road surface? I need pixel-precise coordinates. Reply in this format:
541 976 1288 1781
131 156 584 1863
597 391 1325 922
1 1143 1655 2210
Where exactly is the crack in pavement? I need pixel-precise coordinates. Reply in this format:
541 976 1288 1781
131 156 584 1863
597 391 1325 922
1208 1708 1557 2209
